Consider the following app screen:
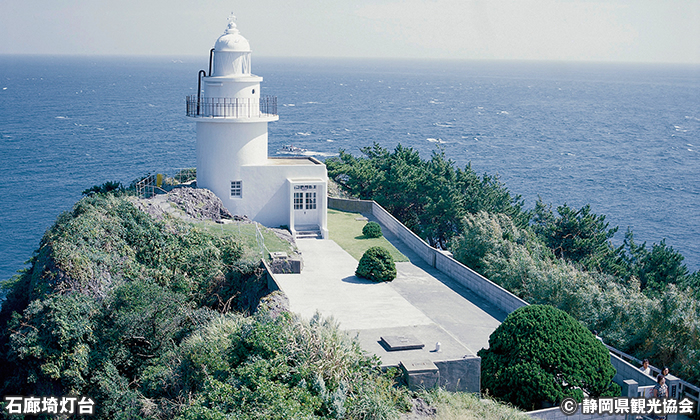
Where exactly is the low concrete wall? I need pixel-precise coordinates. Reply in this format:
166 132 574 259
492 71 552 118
262 259 282 293
528 406 628 420
610 352 657 388
328 197 373 214
435 252 528 314
370 202 437 267
328 197 528 315
434 356 481 393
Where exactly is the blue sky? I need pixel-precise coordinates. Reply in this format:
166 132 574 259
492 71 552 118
1 0 699 63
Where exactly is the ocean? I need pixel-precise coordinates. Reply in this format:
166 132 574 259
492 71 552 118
1 55 698 282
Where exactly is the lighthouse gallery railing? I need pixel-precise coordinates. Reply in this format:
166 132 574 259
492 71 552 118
186 95 277 118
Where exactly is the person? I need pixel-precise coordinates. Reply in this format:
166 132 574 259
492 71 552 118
653 374 669 419
662 366 670 378
640 359 651 375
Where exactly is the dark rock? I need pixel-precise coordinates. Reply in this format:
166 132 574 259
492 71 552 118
166 187 234 221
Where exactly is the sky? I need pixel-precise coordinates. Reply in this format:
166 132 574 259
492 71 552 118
1 0 699 64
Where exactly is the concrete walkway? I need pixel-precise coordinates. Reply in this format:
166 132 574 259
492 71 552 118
275 239 433 330
275 219 505 366
371 212 507 355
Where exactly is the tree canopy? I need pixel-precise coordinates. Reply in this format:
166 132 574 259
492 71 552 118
478 305 619 410
327 143 525 248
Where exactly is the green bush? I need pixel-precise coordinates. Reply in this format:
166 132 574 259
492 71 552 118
356 246 396 282
362 221 383 238
478 305 619 411
82 181 125 196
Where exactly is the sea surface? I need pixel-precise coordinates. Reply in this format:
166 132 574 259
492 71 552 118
1 55 698 282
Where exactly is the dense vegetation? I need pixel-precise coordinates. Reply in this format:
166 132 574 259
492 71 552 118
479 305 619 410
0 193 411 419
327 144 700 388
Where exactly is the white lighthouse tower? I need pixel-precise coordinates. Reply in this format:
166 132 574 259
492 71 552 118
187 14 328 239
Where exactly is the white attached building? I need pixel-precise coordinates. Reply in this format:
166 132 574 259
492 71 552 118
187 15 328 239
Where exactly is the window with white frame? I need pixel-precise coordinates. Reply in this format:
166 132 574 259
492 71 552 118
230 180 242 198
305 192 317 210
293 192 304 209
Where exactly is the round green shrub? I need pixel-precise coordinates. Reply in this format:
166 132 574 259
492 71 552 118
477 305 620 411
356 246 396 282
362 221 383 238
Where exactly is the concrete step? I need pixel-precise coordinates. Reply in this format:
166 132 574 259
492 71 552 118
296 230 322 239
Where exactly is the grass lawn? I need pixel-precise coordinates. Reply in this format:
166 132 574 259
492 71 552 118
328 209 408 262
196 220 297 262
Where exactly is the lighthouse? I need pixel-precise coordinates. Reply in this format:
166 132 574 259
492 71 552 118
187 14 328 239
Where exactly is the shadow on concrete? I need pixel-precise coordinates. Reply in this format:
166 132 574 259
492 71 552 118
365 213 508 324
340 275 376 285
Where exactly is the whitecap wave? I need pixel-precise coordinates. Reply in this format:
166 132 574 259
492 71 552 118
310 151 340 157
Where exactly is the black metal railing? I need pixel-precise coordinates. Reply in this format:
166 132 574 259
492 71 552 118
186 95 277 118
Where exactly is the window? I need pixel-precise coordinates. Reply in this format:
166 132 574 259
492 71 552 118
230 181 242 198
294 192 304 209
305 192 317 210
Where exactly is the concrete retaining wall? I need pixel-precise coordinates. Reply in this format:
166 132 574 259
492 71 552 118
434 356 481 393
328 197 528 315
262 259 282 293
327 197 373 214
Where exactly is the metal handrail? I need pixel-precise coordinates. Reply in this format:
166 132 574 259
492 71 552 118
186 95 277 118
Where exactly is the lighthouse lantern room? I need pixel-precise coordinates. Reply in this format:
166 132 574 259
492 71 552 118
187 14 328 239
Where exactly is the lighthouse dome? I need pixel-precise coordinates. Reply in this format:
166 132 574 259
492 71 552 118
214 17 251 52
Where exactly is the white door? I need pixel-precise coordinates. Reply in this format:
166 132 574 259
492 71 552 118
294 188 318 227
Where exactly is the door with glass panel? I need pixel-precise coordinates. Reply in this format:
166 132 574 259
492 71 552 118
293 185 318 227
